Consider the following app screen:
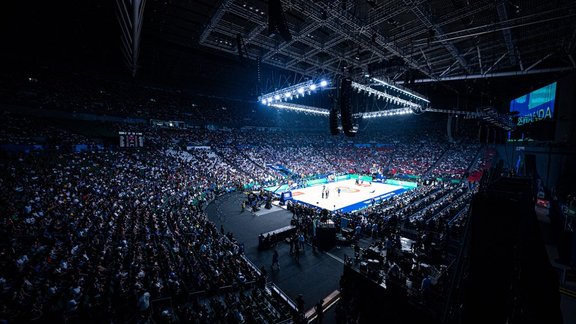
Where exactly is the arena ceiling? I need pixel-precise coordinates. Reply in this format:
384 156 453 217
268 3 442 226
3 0 576 108
190 0 576 83
153 1 575 81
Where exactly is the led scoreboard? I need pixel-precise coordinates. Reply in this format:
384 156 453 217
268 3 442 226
119 131 144 148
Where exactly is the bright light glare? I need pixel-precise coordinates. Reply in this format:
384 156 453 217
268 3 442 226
297 87 305 94
310 84 317 90
320 80 328 87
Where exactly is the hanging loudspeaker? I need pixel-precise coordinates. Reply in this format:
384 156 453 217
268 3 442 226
339 77 356 137
330 108 339 135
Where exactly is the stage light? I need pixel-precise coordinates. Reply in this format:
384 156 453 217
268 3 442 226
270 103 330 115
351 81 422 110
261 99 267 105
361 108 414 118
372 77 430 103
257 79 331 104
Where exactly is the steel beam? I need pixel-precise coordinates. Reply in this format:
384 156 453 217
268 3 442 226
484 53 507 75
198 0 233 44
398 66 574 83
496 0 518 66
476 46 483 74
314 0 438 81
404 0 471 74
525 53 552 72
115 0 146 77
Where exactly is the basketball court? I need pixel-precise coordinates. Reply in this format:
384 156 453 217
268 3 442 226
285 179 408 213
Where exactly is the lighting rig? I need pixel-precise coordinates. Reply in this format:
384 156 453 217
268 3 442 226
258 78 514 134
426 107 516 131
361 108 414 118
479 106 516 131
269 103 330 116
351 82 425 111
259 77 429 111
371 78 431 105
258 79 330 105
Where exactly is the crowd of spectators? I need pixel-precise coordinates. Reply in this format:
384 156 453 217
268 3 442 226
283 178 476 323
0 147 293 322
428 141 482 179
0 71 282 127
0 112 100 148
0 71 495 323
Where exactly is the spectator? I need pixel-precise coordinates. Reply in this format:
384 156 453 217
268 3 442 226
272 249 280 270
296 294 305 315
421 273 432 304
315 299 324 323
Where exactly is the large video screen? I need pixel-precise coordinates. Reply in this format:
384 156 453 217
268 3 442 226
510 82 556 126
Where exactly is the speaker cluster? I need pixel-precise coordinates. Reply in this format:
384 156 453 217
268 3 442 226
335 77 357 137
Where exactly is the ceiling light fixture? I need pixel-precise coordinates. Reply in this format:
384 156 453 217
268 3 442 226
258 79 331 105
